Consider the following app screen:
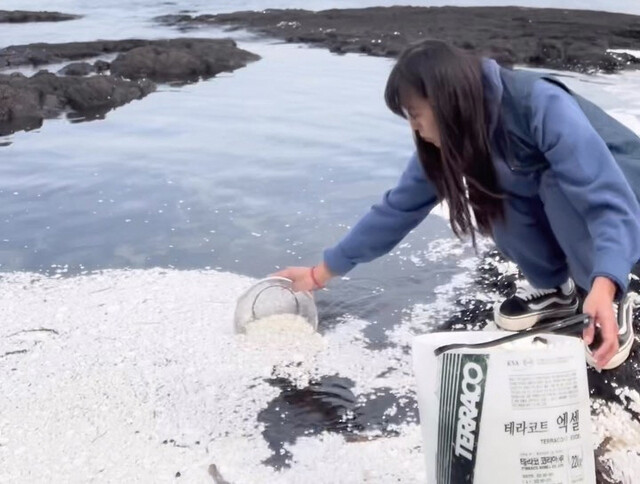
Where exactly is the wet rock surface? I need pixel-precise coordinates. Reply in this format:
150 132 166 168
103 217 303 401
259 376 418 468
0 71 155 135
157 6 640 73
109 38 259 82
0 10 80 23
0 38 259 72
0 38 259 135
0 40 147 69
58 61 96 77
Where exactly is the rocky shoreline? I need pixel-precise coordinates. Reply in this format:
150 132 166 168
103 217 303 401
0 10 80 23
1 7 640 482
157 6 640 73
0 38 259 135
3 6 640 136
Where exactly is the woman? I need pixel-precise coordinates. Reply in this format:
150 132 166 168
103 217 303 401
276 40 640 370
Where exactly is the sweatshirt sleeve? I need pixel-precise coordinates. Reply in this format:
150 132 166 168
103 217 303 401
529 79 640 295
323 152 439 275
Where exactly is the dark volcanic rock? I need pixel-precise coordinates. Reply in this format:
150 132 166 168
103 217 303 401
0 82 42 134
0 40 149 69
58 62 95 76
109 38 260 82
93 60 111 73
0 38 259 136
0 71 155 136
259 376 418 468
157 6 640 73
0 39 260 77
0 10 80 23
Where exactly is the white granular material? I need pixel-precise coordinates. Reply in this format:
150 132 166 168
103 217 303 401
0 269 419 483
242 313 326 387
0 267 637 483
244 313 316 337
241 313 326 360
592 399 640 482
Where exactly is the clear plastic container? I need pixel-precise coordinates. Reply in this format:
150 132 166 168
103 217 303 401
234 276 318 333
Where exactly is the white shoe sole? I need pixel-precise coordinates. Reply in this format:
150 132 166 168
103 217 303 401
585 333 635 370
493 299 579 332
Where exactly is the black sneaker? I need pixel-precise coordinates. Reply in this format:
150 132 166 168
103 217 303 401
495 279 579 331
585 293 636 370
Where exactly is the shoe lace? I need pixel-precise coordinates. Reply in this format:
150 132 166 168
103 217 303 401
515 282 556 302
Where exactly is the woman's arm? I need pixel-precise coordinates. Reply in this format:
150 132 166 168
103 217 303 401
275 152 438 291
323 151 439 275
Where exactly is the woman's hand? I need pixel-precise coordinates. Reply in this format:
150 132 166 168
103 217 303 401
273 263 334 292
582 276 619 369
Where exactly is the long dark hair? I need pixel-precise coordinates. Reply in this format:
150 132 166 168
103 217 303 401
385 40 504 247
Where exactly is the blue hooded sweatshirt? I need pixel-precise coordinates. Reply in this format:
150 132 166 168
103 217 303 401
323 59 640 294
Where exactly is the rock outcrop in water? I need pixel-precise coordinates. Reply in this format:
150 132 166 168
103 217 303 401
0 10 80 23
0 71 155 135
0 38 260 135
58 62 97 77
0 40 148 69
157 6 640 73
109 39 259 82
